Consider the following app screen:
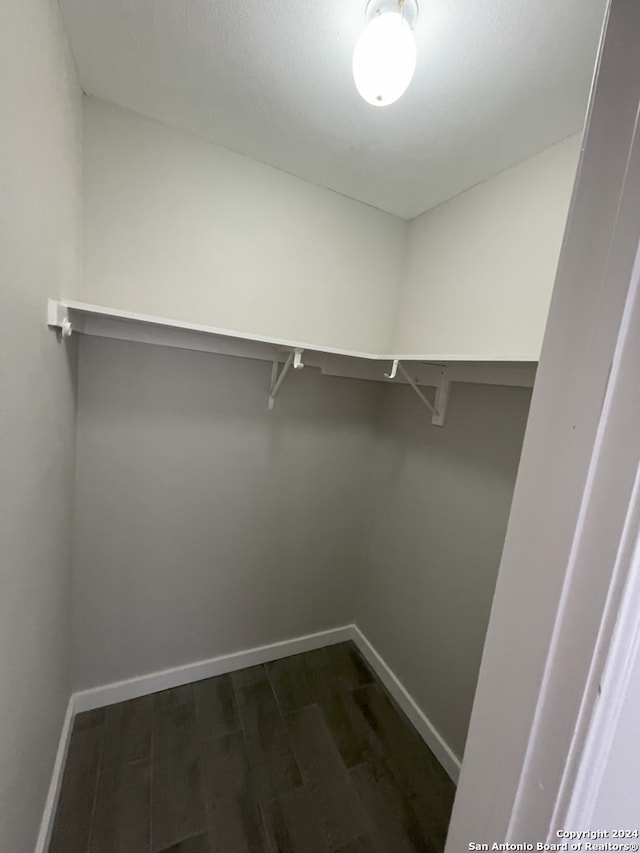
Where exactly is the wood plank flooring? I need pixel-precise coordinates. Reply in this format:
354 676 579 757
48 642 455 853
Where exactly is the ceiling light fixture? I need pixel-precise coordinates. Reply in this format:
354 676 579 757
353 0 419 107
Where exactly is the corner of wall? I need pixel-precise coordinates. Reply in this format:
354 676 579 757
0 0 83 849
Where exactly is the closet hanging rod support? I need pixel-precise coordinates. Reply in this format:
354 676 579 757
397 362 436 415
432 367 450 427
385 361 449 427
268 349 305 410
47 298 73 338
384 358 399 379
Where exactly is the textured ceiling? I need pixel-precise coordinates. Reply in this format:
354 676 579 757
58 0 606 218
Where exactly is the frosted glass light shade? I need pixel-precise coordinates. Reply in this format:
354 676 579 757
353 11 417 106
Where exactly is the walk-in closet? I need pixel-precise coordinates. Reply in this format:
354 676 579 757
2 1 612 852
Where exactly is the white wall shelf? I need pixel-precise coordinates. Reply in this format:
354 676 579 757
48 298 536 426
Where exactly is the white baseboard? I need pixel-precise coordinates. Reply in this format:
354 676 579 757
70 622 460 785
34 696 75 853
73 625 353 712
351 625 462 783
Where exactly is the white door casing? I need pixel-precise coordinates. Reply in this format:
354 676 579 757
446 0 640 844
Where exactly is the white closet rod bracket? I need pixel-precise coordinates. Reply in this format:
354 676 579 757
384 359 399 379
389 362 449 427
47 298 73 338
396 362 435 415
293 348 305 370
268 349 304 410
432 368 450 427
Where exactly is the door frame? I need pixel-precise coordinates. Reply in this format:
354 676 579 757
446 0 640 843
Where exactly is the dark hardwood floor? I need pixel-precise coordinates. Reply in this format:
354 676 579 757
48 642 455 853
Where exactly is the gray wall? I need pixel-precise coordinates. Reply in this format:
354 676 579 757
71 338 530 763
356 382 531 760
72 336 381 689
0 1 81 851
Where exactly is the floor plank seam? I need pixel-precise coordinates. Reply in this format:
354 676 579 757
231 665 276 851
86 723 106 853
197 750 209 853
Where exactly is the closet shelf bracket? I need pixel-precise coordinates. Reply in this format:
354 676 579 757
386 361 450 427
432 367 450 427
384 358 399 379
47 298 73 339
268 348 305 410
